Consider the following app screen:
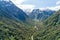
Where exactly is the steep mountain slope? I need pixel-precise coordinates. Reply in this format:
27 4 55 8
0 0 28 21
34 10 60 40
28 9 55 21
0 12 35 40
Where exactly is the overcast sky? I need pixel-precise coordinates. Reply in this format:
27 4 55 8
10 0 60 11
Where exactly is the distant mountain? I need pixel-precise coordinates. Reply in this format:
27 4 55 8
0 0 28 21
28 9 55 21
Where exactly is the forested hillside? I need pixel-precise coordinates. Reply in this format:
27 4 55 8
0 11 37 40
34 10 60 40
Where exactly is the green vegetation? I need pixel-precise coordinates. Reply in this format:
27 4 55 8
0 14 36 40
0 10 60 40
34 10 60 40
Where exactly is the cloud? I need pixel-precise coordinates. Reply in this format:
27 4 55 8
11 0 60 11
56 1 60 5
40 1 60 11
47 6 60 11
39 5 60 11
11 0 35 10
11 0 26 5
17 4 35 10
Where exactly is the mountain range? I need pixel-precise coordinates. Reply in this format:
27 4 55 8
0 0 60 40
26 9 55 22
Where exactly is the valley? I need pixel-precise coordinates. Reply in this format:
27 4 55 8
0 0 60 40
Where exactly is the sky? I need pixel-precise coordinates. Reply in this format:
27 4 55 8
10 0 60 11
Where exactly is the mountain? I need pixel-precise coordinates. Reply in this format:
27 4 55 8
0 0 28 21
0 0 36 40
34 10 60 40
28 9 55 22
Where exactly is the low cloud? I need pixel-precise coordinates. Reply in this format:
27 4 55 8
39 5 60 11
17 5 35 10
11 0 26 5
11 0 35 10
